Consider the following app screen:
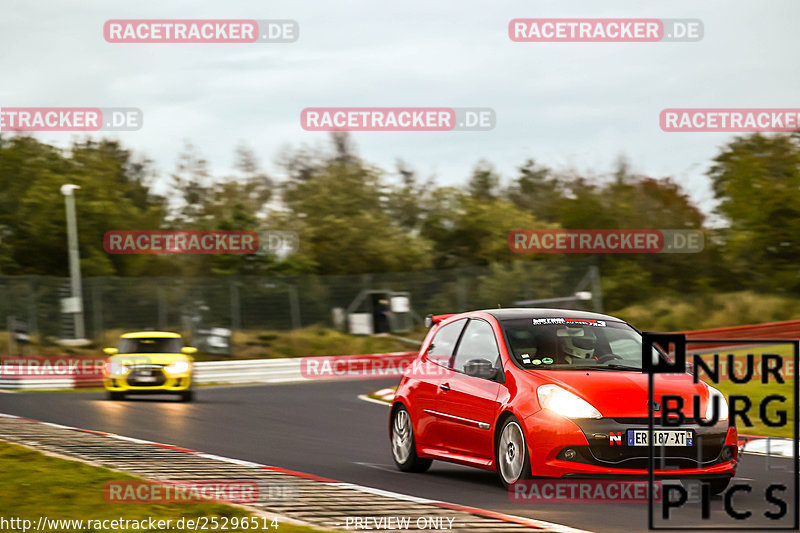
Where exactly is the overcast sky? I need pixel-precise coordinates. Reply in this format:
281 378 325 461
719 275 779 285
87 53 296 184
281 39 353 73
2 0 798 217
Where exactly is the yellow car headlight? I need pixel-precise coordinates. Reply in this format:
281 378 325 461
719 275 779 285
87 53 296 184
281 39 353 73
164 360 190 376
104 361 129 377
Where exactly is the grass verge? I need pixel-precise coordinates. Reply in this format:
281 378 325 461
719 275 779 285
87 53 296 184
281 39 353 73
0 440 327 532
612 291 800 332
4 326 421 361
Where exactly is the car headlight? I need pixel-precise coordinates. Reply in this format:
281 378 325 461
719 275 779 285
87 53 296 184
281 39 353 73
164 360 190 375
105 361 129 377
537 384 602 419
705 385 729 421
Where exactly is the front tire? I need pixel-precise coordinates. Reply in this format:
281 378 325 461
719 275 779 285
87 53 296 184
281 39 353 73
390 405 432 473
496 416 532 488
179 389 194 402
107 390 125 401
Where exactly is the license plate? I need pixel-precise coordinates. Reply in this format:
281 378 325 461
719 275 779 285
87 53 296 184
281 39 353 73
627 429 693 447
136 376 157 382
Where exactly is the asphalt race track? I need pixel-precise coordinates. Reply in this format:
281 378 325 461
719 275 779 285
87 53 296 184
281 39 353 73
0 379 796 532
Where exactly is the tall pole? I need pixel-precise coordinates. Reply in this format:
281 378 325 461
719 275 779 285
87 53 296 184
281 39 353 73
590 265 603 313
61 184 85 339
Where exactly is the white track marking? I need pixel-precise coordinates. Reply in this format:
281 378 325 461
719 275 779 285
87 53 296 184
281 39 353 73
357 393 392 406
0 410 590 533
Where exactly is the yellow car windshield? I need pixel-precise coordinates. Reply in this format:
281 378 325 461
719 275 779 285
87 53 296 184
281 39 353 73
118 338 182 354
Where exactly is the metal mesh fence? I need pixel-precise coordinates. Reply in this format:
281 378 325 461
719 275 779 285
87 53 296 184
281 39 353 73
0 258 600 343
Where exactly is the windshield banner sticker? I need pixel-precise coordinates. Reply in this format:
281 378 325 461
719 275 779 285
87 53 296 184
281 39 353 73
532 318 606 327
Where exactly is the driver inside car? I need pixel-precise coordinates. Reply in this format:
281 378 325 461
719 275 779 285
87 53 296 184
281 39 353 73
557 327 598 364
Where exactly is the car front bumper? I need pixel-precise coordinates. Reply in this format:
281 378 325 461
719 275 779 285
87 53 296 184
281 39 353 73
103 373 191 392
523 409 738 478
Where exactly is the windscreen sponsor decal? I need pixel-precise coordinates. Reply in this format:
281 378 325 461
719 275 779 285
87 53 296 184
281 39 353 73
532 318 606 327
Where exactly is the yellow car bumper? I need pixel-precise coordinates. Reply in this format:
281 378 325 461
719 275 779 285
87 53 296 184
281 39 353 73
103 374 192 392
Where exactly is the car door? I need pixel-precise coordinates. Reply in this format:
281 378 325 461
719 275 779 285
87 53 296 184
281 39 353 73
436 318 502 459
411 318 467 448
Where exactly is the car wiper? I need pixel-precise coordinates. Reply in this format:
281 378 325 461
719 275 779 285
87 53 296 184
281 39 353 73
577 364 641 371
602 363 641 370
555 364 641 371
547 365 607 370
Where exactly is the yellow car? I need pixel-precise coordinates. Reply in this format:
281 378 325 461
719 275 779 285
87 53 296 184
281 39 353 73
103 331 197 402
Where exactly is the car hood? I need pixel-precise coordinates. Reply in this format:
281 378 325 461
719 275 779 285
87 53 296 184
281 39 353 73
108 353 190 366
531 369 709 418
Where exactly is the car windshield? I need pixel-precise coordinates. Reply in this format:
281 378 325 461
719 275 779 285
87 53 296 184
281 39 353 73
117 337 183 354
500 317 646 370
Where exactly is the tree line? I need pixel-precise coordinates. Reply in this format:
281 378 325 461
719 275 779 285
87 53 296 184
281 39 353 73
0 132 798 311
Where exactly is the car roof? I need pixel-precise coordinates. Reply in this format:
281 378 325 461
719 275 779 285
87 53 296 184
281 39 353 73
120 331 182 339
475 308 625 323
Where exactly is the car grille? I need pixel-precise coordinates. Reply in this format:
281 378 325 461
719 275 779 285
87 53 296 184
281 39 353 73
587 433 725 465
565 449 728 469
126 365 167 387
569 418 729 468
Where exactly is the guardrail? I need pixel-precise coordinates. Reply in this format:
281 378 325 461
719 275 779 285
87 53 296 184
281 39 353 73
0 377 75 390
3 316 800 391
193 358 304 384
677 319 800 351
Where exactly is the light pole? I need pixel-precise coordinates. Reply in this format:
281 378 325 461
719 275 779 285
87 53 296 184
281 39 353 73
61 184 85 340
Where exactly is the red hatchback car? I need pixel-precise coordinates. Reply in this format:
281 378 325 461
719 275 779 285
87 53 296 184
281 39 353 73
390 309 738 491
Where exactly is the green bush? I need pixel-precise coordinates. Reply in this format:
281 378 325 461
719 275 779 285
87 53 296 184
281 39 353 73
611 291 800 331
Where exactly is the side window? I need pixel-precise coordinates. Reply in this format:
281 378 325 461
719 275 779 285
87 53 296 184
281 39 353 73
451 319 500 374
427 319 467 366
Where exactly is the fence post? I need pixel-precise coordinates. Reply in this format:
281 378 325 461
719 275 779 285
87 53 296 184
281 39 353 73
157 282 167 329
590 265 603 313
92 278 104 343
288 285 301 330
230 279 241 332
27 277 38 342
6 315 14 355
2 278 9 352
457 275 467 312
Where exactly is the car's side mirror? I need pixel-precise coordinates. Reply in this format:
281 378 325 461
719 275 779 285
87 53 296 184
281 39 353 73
464 358 498 380
103 347 118 355
181 347 198 355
